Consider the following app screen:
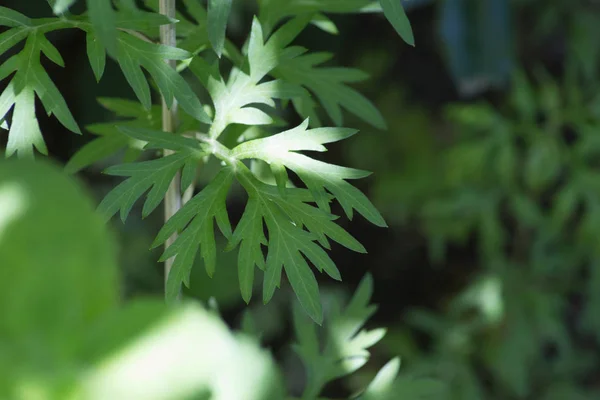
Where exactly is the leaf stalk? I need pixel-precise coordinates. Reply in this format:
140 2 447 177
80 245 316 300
160 0 181 300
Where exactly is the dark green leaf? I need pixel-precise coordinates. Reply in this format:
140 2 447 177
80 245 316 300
87 0 117 54
380 0 414 46
86 31 106 81
207 0 233 57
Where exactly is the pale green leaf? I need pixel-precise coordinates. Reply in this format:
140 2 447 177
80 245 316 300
5 87 46 158
293 274 386 398
189 45 305 138
248 16 310 82
1 33 80 158
232 120 387 226
310 14 339 35
77 302 285 399
53 0 77 15
361 357 401 399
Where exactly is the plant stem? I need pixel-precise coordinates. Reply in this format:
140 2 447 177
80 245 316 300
160 0 181 300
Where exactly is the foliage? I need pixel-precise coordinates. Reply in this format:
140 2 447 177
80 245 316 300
0 157 437 399
0 0 432 399
343 3 600 396
398 68 600 399
0 158 285 400
0 0 413 324
291 274 443 399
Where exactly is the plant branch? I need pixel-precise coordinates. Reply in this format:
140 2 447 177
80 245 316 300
160 0 181 300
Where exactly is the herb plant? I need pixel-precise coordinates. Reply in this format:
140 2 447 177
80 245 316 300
0 1 440 399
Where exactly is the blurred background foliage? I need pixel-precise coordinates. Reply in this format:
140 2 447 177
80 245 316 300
3 0 600 398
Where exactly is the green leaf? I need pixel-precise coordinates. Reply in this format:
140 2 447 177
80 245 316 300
115 8 175 31
310 13 339 35
115 32 211 123
228 196 267 303
53 0 77 15
118 125 203 152
232 120 387 226
257 0 372 33
65 98 162 173
0 33 80 158
86 32 106 82
224 164 364 323
153 168 234 301
189 37 306 138
240 15 382 127
87 0 117 54
207 0 233 57
233 168 328 323
0 28 28 56
0 6 32 27
275 53 386 129
0 158 118 365
77 301 285 399
98 151 196 221
361 358 400 399
248 16 311 82
293 274 386 397
379 0 414 46
0 162 285 400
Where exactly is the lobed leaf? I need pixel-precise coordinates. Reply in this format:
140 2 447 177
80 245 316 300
189 36 306 138
98 151 195 221
293 274 387 398
227 165 366 323
65 98 163 173
232 120 387 226
0 33 80 158
153 168 234 301
115 32 211 123
275 53 386 129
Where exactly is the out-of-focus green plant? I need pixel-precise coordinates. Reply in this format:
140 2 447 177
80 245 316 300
338 2 600 397
0 1 448 399
381 68 600 399
0 159 285 400
0 157 441 399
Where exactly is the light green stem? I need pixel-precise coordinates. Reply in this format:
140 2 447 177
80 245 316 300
159 0 181 300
